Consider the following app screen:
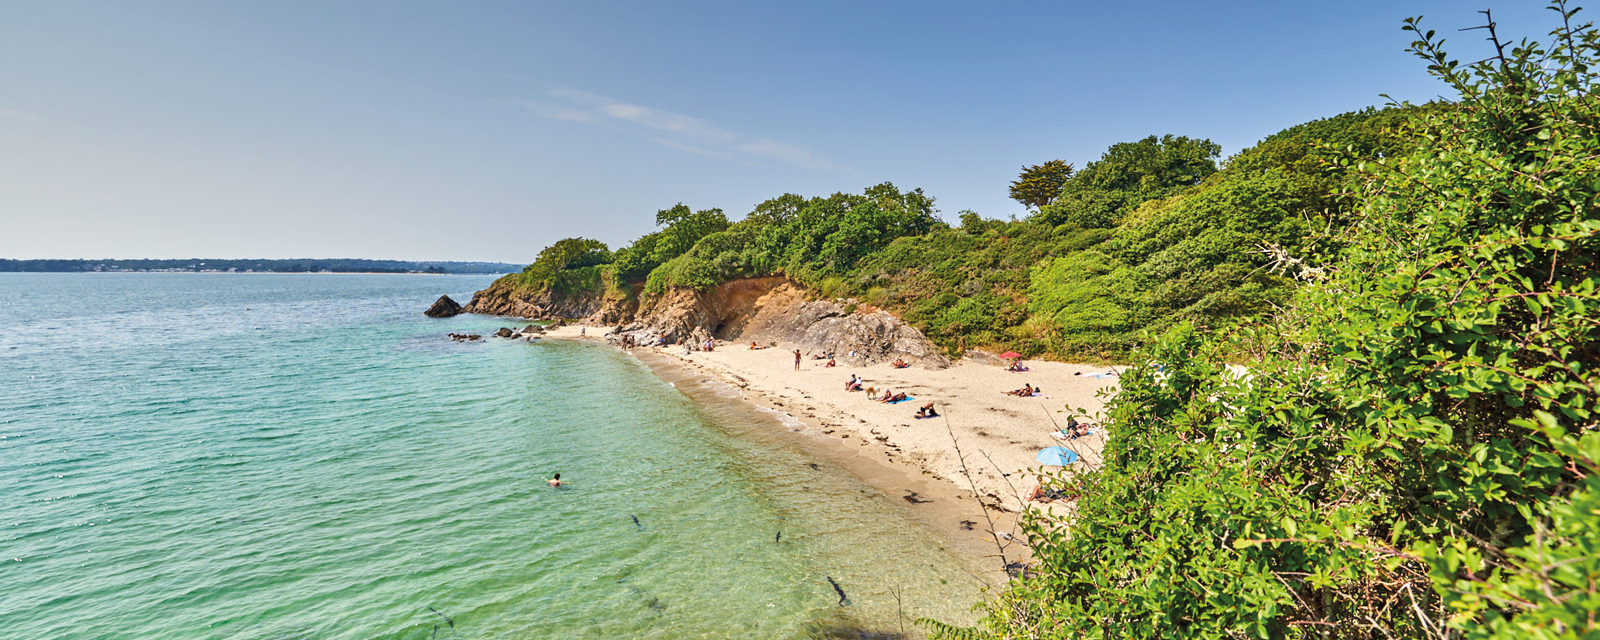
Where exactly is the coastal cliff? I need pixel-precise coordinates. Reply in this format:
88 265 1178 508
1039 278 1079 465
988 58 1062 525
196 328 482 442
461 277 616 319
462 276 948 368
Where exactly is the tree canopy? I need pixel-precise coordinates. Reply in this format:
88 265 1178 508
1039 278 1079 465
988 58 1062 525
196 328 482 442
1009 159 1075 210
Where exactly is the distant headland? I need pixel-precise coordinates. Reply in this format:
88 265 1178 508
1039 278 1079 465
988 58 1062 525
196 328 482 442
0 258 522 274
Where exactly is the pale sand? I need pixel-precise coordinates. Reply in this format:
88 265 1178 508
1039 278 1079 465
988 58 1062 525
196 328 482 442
539 326 1119 555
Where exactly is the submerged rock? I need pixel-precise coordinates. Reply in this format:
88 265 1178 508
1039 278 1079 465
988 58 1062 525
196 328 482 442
425 295 462 318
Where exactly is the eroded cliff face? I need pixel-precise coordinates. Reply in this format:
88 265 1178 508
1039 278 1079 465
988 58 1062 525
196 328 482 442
462 276 949 368
460 277 617 320
616 278 950 368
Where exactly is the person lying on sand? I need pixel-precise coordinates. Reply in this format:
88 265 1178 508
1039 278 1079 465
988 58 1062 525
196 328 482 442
822 358 836 368
749 342 765 350
1053 418 1094 440
881 391 908 403
915 402 939 418
1006 383 1035 397
1007 361 1029 372
876 388 894 402
890 358 910 369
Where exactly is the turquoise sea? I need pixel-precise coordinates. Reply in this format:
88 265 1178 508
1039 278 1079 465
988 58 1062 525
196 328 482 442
0 273 985 639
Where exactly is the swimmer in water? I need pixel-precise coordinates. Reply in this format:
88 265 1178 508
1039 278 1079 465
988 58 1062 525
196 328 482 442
547 473 565 487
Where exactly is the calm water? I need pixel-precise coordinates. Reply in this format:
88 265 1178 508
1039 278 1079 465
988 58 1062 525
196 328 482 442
0 273 984 639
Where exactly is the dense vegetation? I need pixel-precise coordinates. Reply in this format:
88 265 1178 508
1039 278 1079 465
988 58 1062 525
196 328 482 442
496 104 1412 360
925 4 1600 638
0 258 519 274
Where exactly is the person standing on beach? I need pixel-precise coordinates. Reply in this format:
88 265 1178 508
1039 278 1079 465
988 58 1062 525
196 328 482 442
793 349 801 370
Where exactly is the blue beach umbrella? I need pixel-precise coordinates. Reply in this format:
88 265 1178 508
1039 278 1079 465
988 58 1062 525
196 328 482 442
1035 446 1078 466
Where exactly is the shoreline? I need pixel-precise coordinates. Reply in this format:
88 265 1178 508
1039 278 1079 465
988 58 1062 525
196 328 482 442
536 325 1120 577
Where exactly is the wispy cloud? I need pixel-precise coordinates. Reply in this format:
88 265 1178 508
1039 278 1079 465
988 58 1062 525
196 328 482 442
508 89 835 170
0 108 43 123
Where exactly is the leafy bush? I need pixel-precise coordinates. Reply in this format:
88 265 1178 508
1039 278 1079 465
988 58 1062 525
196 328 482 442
512 237 613 294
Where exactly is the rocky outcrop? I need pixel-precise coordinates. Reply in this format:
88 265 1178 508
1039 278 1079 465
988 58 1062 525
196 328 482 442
619 277 787 346
461 278 605 319
462 274 948 368
611 278 949 368
424 295 462 318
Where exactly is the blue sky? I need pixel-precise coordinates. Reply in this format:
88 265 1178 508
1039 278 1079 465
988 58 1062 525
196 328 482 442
0 1 1562 262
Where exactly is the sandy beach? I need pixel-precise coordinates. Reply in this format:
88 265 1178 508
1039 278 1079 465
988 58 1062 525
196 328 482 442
540 325 1121 571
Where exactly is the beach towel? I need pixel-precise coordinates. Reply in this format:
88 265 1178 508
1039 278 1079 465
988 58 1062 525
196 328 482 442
888 396 916 404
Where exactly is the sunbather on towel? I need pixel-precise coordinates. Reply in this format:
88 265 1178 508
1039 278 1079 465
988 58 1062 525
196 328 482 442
1028 484 1069 503
1053 419 1093 440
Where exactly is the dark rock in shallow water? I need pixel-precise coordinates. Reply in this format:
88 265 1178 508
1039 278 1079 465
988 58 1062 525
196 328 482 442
494 327 515 338
425 295 463 318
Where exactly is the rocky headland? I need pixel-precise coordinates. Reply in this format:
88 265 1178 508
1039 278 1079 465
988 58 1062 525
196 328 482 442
461 277 950 368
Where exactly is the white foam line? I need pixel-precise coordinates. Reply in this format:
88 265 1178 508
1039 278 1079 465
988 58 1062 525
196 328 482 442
755 406 806 430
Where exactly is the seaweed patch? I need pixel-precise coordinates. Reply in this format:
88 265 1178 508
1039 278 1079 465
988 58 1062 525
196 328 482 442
825 576 850 606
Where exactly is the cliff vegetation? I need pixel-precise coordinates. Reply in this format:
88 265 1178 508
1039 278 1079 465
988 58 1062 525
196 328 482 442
476 106 1415 362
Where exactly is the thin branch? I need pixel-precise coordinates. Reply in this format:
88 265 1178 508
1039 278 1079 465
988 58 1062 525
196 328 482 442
942 412 1010 572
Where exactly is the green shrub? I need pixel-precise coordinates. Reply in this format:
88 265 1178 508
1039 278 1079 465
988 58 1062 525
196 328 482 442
958 7 1600 637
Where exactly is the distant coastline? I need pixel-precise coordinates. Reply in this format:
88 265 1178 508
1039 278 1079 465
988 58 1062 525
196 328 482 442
0 258 521 275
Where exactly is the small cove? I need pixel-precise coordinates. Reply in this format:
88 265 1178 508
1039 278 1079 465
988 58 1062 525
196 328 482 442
0 273 985 639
